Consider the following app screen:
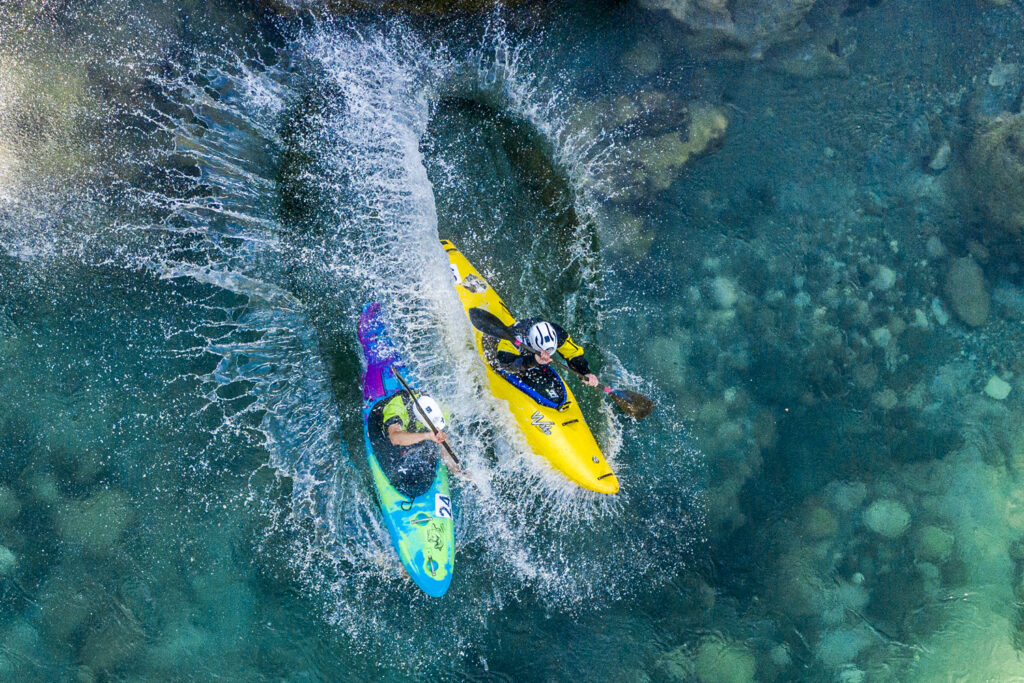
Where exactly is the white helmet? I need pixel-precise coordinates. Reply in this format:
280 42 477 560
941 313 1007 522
412 395 446 431
527 321 558 353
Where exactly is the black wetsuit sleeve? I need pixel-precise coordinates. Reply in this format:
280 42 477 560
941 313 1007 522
567 355 591 376
496 348 538 372
551 322 592 375
495 320 537 372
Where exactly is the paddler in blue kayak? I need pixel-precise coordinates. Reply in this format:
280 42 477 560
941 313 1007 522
495 319 600 387
378 391 468 493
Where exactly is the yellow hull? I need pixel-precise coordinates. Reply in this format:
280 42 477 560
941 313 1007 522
442 240 618 495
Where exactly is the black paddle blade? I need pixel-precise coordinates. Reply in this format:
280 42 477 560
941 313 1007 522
468 307 517 343
608 389 655 419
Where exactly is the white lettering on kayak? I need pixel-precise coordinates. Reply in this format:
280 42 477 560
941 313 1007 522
530 411 553 435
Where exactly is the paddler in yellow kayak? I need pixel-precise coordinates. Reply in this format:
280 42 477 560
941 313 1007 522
492 318 600 388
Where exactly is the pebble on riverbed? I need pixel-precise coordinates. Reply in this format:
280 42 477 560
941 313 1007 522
984 375 1012 400
863 499 911 538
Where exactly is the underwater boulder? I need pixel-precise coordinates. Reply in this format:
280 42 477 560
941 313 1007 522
622 41 664 77
570 92 728 201
259 0 520 15
863 498 910 538
914 525 954 564
640 0 817 59
984 375 1012 400
815 625 873 669
0 485 21 520
966 113 1024 238
38 571 98 645
770 42 852 79
78 604 144 674
55 488 135 556
694 636 757 683
622 104 729 197
597 209 655 262
711 276 740 309
0 545 15 575
803 504 839 539
943 256 990 327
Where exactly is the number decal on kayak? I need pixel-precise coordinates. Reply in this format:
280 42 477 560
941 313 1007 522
530 411 554 435
449 264 461 284
434 494 452 519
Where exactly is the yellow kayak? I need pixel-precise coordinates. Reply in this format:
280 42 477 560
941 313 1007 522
442 240 618 495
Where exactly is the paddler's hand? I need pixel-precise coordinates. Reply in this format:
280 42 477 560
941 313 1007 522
535 349 552 365
429 431 448 444
583 373 599 387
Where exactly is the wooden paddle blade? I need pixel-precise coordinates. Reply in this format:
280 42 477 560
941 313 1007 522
609 389 655 419
468 307 517 343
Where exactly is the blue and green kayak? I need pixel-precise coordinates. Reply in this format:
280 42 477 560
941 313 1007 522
357 302 455 598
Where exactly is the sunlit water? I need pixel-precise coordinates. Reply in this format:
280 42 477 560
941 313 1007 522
3 0 1024 680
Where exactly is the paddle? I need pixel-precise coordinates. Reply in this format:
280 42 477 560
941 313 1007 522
391 368 461 466
467 307 654 419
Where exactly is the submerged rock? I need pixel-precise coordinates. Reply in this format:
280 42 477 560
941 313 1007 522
0 545 16 575
79 605 144 673
771 42 852 79
572 92 729 200
864 499 910 538
622 41 663 77
966 113 1024 237
712 276 740 309
869 265 896 292
873 388 898 410
915 525 954 563
38 572 97 645
260 0 519 15
804 505 838 539
944 256 989 327
928 140 952 172
55 489 135 556
825 480 867 512
984 375 1012 400
0 485 21 520
598 209 654 262
640 0 817 59
925 235 947 260
816 626 873 669
694 636 757 683
625 105 729 194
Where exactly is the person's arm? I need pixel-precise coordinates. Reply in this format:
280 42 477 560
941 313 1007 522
388 423 439 446
496 342 537 372
437 446 467 479
554 326 598 386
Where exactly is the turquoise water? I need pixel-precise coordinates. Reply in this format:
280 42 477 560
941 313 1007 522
3 0 1024 680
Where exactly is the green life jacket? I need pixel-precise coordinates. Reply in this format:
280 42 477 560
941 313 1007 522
381 393 450 433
